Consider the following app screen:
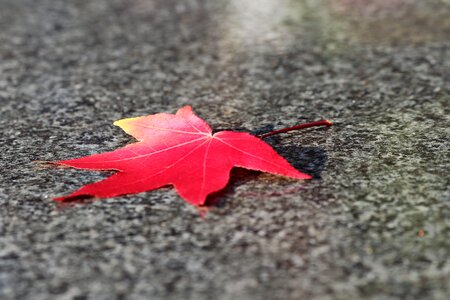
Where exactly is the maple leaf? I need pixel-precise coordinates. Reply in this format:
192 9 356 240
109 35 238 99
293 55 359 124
53 106 327 206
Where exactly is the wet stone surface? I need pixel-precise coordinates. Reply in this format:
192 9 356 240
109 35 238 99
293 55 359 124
0 0 449 299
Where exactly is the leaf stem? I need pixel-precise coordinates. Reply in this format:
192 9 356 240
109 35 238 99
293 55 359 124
258 120 333 139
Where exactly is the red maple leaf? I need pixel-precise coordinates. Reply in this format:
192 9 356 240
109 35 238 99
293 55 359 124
53 106 331 205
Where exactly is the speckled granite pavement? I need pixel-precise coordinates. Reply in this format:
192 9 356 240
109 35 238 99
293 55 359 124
0 0 449 299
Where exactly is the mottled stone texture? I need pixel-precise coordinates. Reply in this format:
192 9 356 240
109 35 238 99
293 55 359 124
0 0 449 299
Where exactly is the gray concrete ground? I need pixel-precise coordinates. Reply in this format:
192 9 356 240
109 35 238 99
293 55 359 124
0 0 449 299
